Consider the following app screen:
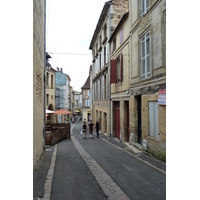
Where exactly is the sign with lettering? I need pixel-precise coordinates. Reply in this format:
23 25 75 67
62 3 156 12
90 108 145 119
158 89 166 105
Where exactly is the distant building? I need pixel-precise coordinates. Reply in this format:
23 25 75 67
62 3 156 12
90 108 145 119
69 86 74 112
89 0 129 136
81 76 91 122
74 90 82 114
55 68 71 111
55 68 71 123
45 53 56 123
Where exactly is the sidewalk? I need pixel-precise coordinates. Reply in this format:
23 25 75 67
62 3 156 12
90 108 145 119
99 133 166 172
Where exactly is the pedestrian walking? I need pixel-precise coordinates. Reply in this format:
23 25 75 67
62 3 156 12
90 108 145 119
88 120 94 139
95 121 100 138
82 119 87 139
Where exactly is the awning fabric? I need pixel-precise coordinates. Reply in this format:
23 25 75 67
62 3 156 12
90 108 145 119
55 109 72 115
46 109 56 114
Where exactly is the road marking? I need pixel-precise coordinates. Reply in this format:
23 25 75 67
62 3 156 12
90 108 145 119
71 128 130 200
42 144 57 200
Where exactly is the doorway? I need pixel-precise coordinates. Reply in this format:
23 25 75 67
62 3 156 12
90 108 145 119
114 101 120 139
137 96 142 144
125 101 129 142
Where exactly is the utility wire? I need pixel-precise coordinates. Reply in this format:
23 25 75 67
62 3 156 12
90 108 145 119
48 52 91 55
48 52 129 56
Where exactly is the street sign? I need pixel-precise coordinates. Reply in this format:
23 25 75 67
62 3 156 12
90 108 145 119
158 89 166 105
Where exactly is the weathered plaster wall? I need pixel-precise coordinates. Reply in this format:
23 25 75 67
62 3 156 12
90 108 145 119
33 0 45 169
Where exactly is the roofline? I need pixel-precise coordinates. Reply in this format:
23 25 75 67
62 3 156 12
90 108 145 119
108 12 129 43
89 1 113 50
56 71 71 81
81 75 90 90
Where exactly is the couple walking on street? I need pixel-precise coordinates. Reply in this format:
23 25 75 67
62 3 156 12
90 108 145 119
82 119 100 139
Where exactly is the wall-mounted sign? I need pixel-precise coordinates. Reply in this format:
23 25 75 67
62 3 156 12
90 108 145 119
158 89 166 105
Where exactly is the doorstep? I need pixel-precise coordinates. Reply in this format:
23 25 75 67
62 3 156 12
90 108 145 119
124 142 142 154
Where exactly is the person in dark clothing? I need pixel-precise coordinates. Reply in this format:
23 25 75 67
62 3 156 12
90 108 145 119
88 120 94 139
82 119 87 139
95 121 100 138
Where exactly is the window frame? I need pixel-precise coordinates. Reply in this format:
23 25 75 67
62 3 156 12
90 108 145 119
141 0 149 16
141 31 150 80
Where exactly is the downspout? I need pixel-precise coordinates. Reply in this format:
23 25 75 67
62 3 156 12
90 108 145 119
43 0 47 150
108 6 112 138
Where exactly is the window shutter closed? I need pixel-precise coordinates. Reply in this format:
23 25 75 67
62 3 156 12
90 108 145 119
111 59 117 83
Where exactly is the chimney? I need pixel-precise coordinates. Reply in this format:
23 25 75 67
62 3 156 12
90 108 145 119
57 67 59 71
60 68 63 73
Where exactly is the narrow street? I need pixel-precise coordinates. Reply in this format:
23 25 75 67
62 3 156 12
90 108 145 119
42 119 166 200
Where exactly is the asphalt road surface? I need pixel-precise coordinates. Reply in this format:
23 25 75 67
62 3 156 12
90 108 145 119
50 120 166 200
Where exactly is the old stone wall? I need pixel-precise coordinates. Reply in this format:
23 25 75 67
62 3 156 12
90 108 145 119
33 0 45 169
111 0 129 30
142 93 166 161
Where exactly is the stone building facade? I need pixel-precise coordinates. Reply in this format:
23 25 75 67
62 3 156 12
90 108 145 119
46 53 56 123
109 12 130 141
129 0 166 161
81 76 91 122
89 0 129 136
89 0 166 161
33 0 45 168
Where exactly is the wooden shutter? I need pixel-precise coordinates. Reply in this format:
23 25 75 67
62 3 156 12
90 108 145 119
149 102 159 139
111 59 117 83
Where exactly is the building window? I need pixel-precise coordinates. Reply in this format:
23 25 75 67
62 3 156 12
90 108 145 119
46 72 49 87
120 27 124 44
99 35 102 47
104 24 107 41
104 46 106 65
141 31 150 80
104 74 107 99
85 99 90 107
51 75 53 88
116 54 123 82
141 0 149 16
149 101 159 139
51 95 53 100
111 53 123 83
111 38 116 53
96 43 98 56
46 94 49 106
99 53 101 70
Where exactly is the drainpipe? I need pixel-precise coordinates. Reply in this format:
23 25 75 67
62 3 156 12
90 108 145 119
108 6 112 138
43 0 47 150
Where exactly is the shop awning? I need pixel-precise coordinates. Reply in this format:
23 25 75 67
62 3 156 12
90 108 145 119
55 109 72 115
46 109 56 114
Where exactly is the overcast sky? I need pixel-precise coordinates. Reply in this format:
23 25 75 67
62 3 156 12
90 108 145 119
46 0 107 92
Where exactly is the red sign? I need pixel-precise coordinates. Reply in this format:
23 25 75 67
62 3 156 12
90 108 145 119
158 89 166 105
